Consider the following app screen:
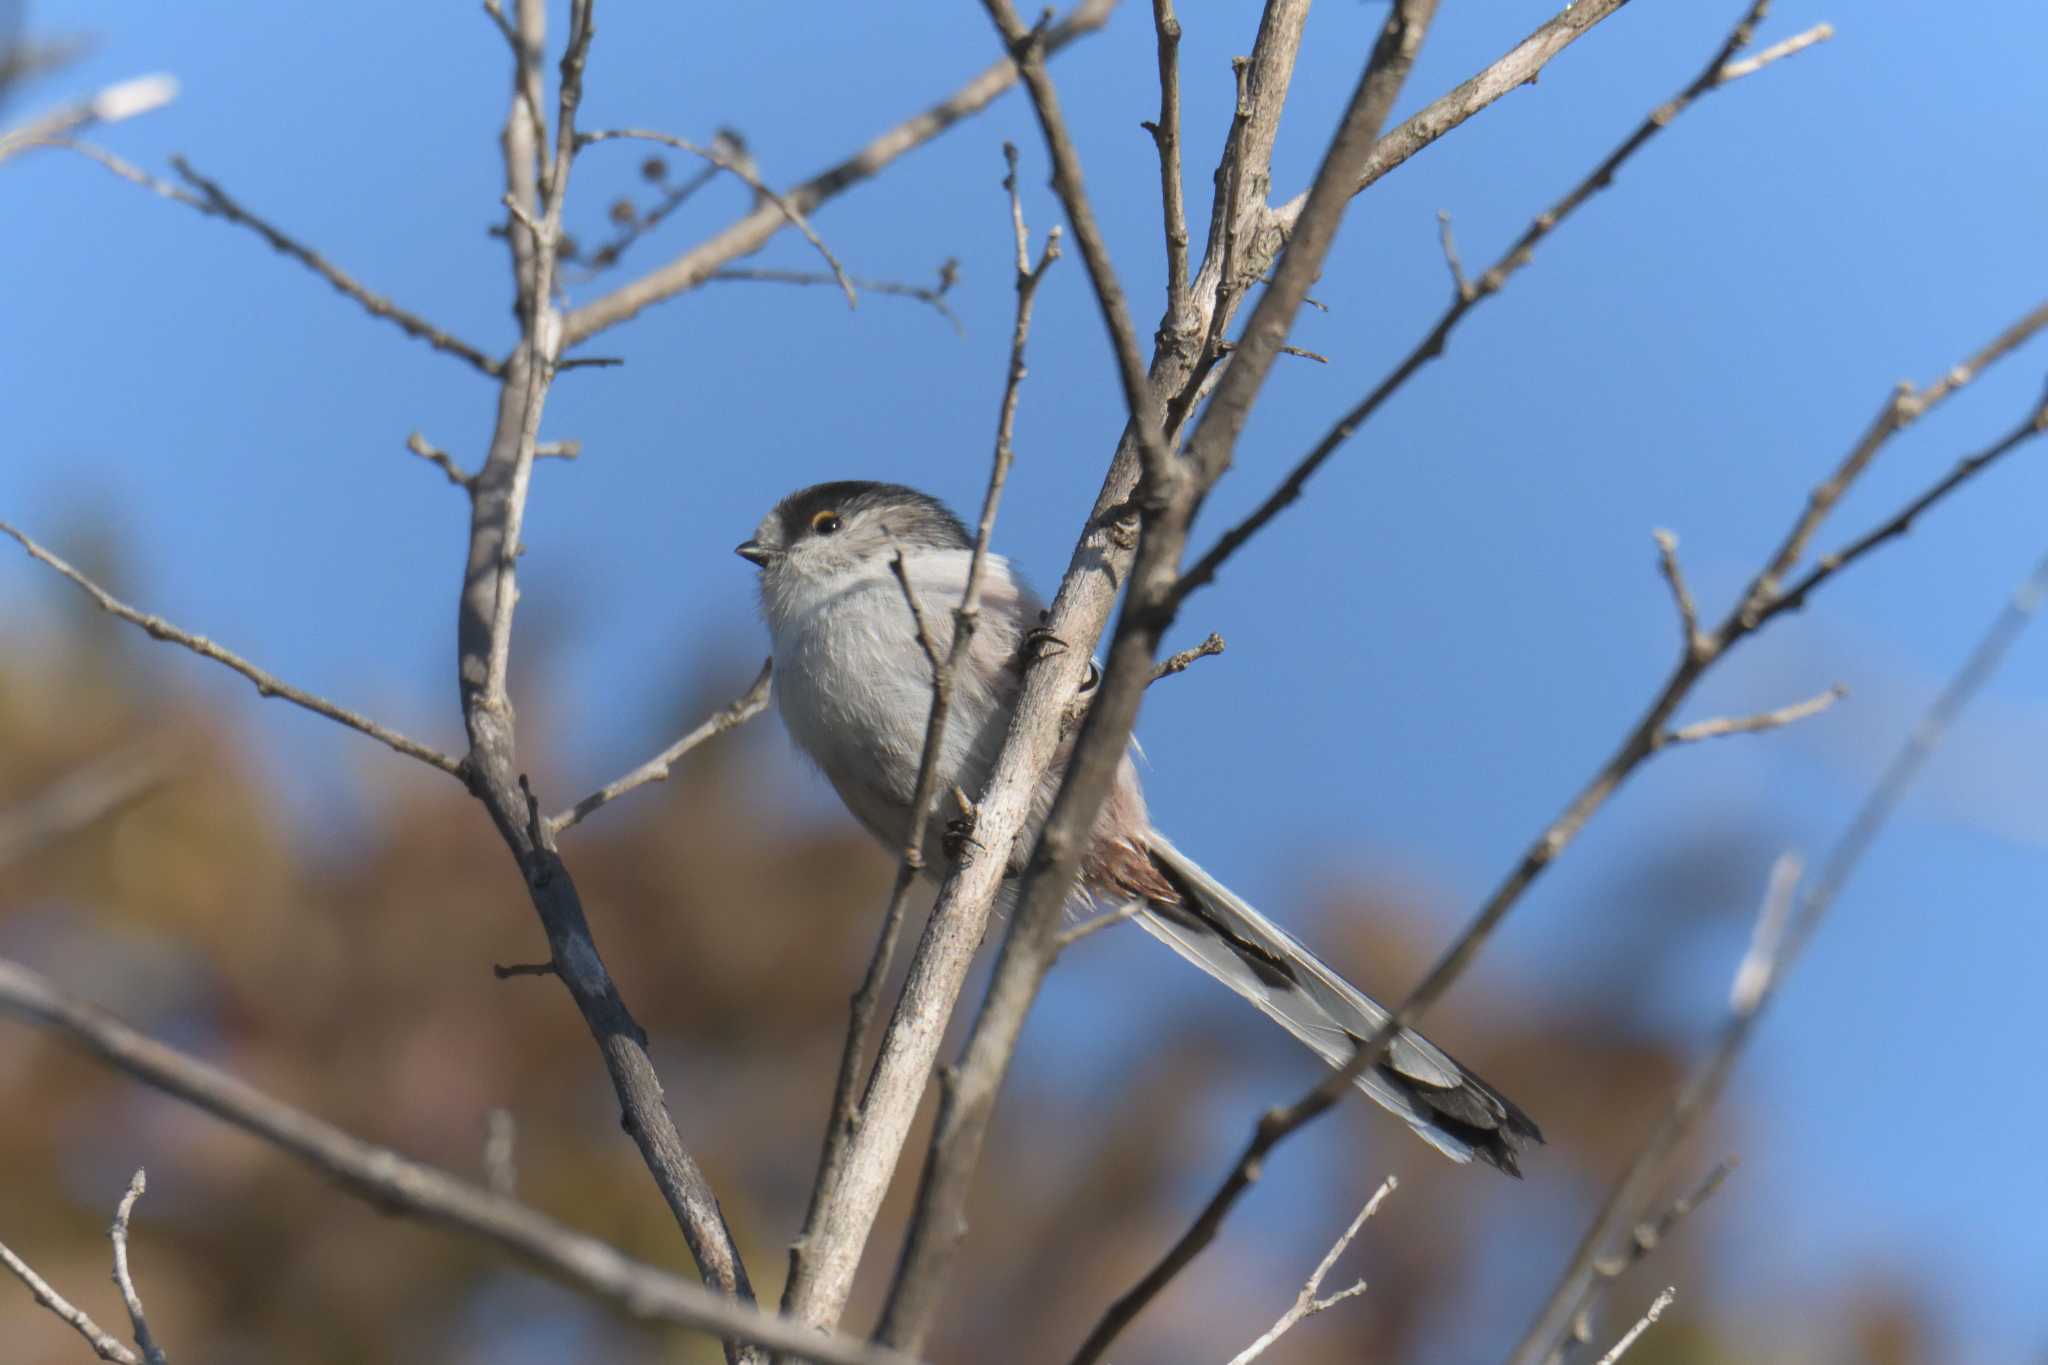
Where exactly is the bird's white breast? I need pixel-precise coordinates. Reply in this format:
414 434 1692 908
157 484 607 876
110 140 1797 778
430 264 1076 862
769 550 1003 850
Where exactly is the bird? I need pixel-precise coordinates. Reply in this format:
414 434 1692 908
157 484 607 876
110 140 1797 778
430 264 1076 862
736 480 1541 1174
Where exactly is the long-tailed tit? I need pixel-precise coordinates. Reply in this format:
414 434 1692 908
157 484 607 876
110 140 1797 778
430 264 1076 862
738 481 1541 1173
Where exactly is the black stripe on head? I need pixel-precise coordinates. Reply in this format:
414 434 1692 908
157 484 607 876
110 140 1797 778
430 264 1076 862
774 481 971 551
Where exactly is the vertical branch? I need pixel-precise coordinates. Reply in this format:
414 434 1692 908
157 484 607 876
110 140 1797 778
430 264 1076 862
778 0 1321 1343
1144 0 1191 326
109 1171 168 1365
457 5 761 1361
788 145 1061 1317
870 6 1442 1357
980 1 1172 488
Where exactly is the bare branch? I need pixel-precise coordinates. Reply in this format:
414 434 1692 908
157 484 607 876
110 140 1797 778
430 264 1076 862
580 128 857 308
1653 529 1702 656
1178 3 1832 604
0 521 466 777
1298 0 1655 221
1661 685 1845 747
792 0 1296 1338
0 957 925 1365
1435 210 1472 301
1718 22 1834 80
886 536 948 682
109 1171 168 1365
883 6 1448 1361
0 1236 139 1364
979 1 1172 488
1765 378 2048 623
455 7 764 1348
1513 550 2048 1365
1079 14 2031 1356
1143 0 1191 320
564 132 731 278
1743 302 2048 620
480 0 521 54
0 743 177 870
407 431 474 490
546 659 773 835
1594 1288 1674 1365
798 143 1058 1345
0 72 176 164
132 156 505 377
1052 900 1143 950
1226 1176 1395 1365
705 265 964 334
1213 337 1328 365
1149 631 1225 684
560 0 1114 345
1544 1160 1735 1365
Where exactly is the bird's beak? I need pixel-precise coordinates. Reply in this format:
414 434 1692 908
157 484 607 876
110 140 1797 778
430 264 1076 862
735 539 774 567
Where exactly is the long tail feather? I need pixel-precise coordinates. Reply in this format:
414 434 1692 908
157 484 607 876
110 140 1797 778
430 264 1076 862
1133 832 1542 1175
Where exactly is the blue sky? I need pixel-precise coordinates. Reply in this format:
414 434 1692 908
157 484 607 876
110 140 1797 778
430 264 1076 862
7 1 2047 1359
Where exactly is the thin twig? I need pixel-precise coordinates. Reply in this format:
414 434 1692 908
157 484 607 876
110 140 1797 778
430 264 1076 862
109 1171 167 1365
704 266 964 334
1436 210 1472 301
579 128 857 307
0 522 465 777
1653 529 1703 656
1196 56 1257 385
1765 379 2048 623
479 0 519 50
561 0 1114 346
1213 337 1329 365
0 957 926 1365
1593 1288 1674 1365
980 0 1173 490
885 537 948 683
1144 0 1191 324
1226 1176 1395 1365
1052 900 1144 950
0 1238 139 1364
408 431 474 490
151 157 504 377
1662 684 1845 746
563 130 731 278
1717 22 1834 80
1549 1160 1735 1364
546 660 773 835
1148 632 1225 684
1741 318 2048 622
798 143 1059 1346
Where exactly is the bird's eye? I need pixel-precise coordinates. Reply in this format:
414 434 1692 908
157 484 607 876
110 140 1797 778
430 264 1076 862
811 510 842 535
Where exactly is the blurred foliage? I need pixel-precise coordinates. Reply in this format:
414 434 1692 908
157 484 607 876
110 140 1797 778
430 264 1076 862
0 602 1937 1364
